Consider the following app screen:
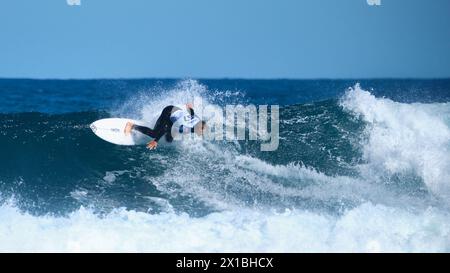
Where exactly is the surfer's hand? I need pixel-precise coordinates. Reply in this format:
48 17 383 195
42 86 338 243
147 140 158 150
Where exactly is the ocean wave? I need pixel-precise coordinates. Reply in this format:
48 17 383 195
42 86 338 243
1 81 448 214
341 84 450 201
1 80 450 252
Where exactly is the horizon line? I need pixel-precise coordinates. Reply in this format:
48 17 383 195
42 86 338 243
1 77 450 81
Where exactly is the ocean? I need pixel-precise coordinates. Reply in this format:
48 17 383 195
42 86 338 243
0 78 449 252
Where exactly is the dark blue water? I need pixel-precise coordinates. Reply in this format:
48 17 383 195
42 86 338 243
2 79 449 113
1 79 450 252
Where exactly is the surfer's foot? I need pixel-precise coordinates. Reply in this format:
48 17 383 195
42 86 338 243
124 121 134 135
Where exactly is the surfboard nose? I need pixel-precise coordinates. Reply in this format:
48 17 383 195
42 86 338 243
90 123 97 133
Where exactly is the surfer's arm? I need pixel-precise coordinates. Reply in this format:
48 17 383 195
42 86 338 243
146 123 171 149
132 124 163 149
153 132 164 142
145 130 162 149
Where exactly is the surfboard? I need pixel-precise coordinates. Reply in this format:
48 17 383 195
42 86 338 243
90 118 153 145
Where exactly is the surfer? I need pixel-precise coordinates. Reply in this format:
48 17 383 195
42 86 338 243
124 103 207 150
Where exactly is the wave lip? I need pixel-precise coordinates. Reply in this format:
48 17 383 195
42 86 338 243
341 84 450 201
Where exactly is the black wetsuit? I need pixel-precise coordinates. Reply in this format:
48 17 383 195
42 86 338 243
132 105 195 142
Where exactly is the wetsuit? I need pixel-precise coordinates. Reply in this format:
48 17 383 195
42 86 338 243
132 105 196 142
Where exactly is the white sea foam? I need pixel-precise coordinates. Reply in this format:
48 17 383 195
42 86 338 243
103 170 128 184
0 202 449 252
341 84 450 200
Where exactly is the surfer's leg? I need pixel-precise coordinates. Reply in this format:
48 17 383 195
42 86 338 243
125 106 177 141
148 106 176 141
153 106 175 131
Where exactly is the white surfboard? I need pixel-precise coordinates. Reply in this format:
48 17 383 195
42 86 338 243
90 118 153 145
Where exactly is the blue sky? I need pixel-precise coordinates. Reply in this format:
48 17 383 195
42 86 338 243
0 0 449 79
